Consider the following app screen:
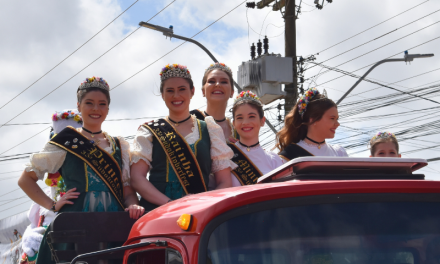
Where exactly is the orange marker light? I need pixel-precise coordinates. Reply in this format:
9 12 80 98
177 214 193 231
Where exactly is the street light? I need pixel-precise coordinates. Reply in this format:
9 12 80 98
336 51 434 105
139 21 280 134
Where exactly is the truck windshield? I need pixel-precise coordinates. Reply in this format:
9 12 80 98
206 201 440 264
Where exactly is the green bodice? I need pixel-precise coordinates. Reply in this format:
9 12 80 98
140 120 211 211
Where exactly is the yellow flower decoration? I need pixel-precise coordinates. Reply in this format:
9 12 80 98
45 178 52 187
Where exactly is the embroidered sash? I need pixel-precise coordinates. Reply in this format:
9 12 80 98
228 143 263 185
279 143 314 161
143 119 207 194
49 126 124 209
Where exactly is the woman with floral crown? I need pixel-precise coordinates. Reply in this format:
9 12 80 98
228 91 284 186
130 64 236 211
276 87 348 161
20 109 82 264
18 77 144 264
191 62 238 141
190 62 239 190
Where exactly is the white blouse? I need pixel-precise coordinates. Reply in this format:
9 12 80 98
131 116 237 173
231 143 284 187
296 140 348 157
25 132 131 186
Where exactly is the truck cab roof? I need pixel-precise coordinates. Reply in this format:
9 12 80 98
126 157 435 244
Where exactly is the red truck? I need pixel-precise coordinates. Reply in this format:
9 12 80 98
67 157 440 264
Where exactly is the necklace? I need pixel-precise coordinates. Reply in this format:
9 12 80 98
239 141 260 152
204 111 226 122
82 127 102 138
168 115 191 127
305 136 325 149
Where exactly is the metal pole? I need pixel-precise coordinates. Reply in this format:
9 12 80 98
163 32 279 135
336 58 405 105
283 0 298 117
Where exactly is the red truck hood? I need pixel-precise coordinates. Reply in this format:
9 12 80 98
126 180 440 244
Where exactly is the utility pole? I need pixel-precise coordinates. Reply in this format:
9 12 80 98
283 0 297 117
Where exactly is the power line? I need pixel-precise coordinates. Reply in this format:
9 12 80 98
0 126 51 156
0 170 22 175
314 35 440 87
0 199 32 214
314 0 429 54
0 0 140 110
347 69 440 98
0 0 177 130
309 62 440 105
111 0 247 91
306 7 440 71
307 21 440 82
2 116 166 126
0 187 21 198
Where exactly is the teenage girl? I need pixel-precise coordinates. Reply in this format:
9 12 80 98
229 91 283 186
369 131 401 157
130 64 235 211
276 87 348 161
18 77 144 264
191 62 238 142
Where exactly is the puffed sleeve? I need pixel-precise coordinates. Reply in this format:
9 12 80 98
205 116 238 173
130 125 154 167
117 136 131 186
24 142 67 180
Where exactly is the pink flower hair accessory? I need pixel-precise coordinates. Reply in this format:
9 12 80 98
297 87 326 118
234 90 261 105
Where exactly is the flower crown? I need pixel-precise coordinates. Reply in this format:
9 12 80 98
78 76 109 91
51 110 82 123
160 64 191 81
371 131 396 142
297 87 326 118
234 90 261 105
205 62 233 76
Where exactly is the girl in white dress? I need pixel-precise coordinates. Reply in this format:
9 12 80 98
276 87 348 161
18 77 144 264
228 91 284 187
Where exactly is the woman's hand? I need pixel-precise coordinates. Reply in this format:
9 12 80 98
125 204 145 219
54 188 79 211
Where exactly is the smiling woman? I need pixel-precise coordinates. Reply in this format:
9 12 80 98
190 62 238 142
17 77 144 264
130 64 236 211
228 91 284 187
276 87 348 161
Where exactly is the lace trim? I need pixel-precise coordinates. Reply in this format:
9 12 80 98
212 159 238 173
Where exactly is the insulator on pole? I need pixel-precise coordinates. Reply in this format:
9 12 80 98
263 36 269 54
246 2 256 8
257 39 262 57
251 43 256 60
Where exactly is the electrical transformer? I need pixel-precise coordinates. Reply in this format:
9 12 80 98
237 54 293 104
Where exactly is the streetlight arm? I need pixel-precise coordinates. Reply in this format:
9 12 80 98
139 22 282 135
336 58 405 105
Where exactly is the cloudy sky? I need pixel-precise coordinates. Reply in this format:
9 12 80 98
0 0 439 219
